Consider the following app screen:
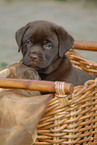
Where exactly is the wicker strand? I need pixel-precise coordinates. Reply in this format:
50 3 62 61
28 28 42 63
55 81 70 108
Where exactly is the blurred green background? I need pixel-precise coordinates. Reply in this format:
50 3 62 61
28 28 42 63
0 0 97 70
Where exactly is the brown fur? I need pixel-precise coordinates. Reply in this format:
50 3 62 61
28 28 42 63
15 20 96 86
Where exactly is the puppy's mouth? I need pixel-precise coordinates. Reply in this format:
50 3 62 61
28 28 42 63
22 53 60 74
22 59 50 72
23 61 39 69
23 57 62 75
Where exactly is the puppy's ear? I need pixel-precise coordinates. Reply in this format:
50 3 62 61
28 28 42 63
15 23 30 52
55 26 74 57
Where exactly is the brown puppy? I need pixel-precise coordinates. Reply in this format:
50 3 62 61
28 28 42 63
15 20 95 86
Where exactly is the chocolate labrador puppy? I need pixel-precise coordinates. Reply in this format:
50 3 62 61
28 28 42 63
15 20 95 86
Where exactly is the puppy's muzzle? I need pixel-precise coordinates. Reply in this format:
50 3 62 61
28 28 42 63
28 53 38 62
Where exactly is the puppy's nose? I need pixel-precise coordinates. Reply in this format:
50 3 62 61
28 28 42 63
29 53 38 61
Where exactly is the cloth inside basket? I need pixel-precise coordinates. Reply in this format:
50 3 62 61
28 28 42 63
0 63 53 145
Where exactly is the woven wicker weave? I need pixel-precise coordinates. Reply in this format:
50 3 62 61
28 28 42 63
34 50 97 145
66 50 97 76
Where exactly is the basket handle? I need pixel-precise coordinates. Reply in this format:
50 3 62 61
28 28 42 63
72 40 97 51
0 78 74 94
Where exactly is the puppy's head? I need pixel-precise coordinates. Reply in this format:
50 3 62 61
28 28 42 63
15 20 74 72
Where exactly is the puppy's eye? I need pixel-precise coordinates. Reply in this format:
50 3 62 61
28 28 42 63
25 40 33 48
43 43 53 49
26 40 32 44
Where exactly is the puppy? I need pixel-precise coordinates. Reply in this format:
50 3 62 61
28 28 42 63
15 20 96 86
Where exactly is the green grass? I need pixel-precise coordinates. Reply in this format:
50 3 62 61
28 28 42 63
4 0 13 2
0 62 8 70
56 0 67 1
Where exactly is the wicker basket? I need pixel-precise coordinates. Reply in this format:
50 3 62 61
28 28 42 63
34 50 97 145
